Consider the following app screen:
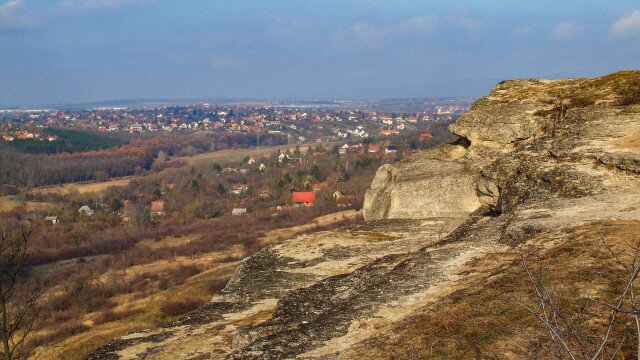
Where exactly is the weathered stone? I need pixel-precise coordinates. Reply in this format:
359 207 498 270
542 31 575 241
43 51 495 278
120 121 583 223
90 71 640 360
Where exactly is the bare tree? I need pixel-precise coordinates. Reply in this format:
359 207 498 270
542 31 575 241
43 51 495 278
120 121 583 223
0 222 45 360
518 239 640 359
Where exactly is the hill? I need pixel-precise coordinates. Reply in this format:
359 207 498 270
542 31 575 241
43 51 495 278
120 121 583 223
91 71 640 359
2 128 125 154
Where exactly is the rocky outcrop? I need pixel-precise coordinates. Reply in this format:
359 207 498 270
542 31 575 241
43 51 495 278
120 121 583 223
90 71 640 359
362 145 480 221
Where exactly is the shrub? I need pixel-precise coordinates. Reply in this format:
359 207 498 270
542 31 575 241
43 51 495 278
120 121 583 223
614 77 640 105
208 278 230 294
40 321 90 345
93 308 144 325
160 297 204 317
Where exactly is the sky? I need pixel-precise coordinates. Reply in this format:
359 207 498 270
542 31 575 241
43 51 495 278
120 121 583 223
1 0 640 107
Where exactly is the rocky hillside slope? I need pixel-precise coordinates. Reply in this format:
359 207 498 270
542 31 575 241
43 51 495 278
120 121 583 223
90 71 640 359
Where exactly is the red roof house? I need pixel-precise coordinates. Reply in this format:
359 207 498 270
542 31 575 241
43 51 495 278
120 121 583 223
150 201 165 215
380 129 400 136
292 192 316 206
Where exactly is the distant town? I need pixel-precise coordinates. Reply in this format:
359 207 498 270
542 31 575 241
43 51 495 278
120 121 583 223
0 98 471 145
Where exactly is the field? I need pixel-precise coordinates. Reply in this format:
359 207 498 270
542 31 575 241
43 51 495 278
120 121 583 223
22 141 329 197
30 177 134 195
32 210 357 359
0 196 56 212
183 141 327 166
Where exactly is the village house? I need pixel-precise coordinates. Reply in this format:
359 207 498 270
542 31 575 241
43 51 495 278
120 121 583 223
385 145 398 154
231 184 248 196
45 216 59 225
129 123 143 133
78 205 94 216
258 163 267 172
332 190 343 200
379 129 400 136
278 153 290 162
232 208 247 216
419 132 432 140
292 192 316 207
368 144 380 153
339 144 350 155
150 201 165 216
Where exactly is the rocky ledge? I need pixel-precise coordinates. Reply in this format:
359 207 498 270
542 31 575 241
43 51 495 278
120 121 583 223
91 71 640 359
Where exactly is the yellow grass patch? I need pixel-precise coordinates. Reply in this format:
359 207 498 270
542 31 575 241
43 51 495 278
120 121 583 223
136 234 200 250
34 261 238 360
0 196 56 213
612 131 640 152
30 177 132 195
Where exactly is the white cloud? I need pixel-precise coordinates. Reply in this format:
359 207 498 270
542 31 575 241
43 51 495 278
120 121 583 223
552 21 584 41
0 0 40 29
347 10 480 49
0 0 20 15
610 10 640 37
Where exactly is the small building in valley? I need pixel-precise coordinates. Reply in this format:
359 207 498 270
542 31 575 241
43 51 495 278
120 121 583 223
385 145 398 154
232 208 247 216
150 201 165 216
78 205 94 216
292 192 316 206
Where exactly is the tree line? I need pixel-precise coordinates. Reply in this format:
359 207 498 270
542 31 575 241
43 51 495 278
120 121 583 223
0 133 287 189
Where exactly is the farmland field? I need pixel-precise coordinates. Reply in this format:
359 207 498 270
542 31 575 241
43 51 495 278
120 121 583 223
26 141 330 195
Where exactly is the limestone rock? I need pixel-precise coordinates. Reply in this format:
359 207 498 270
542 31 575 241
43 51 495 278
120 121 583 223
90 71 640 360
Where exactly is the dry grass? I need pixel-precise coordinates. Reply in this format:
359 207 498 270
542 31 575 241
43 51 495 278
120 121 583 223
0 196 20 212
33 262 237 360
183 141 332 167
136 234 200 250
613 131 640 152
351 231 400 241
30 177 133 195
346 220 640 359
0 196 56 213
492 70 640 106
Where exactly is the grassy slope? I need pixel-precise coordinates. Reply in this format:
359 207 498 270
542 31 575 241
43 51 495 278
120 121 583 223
347 219 640 359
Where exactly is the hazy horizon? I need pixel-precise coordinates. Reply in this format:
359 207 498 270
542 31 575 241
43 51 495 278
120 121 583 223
2 1 640 106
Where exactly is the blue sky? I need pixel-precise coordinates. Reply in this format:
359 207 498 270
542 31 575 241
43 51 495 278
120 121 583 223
1 0 640 106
